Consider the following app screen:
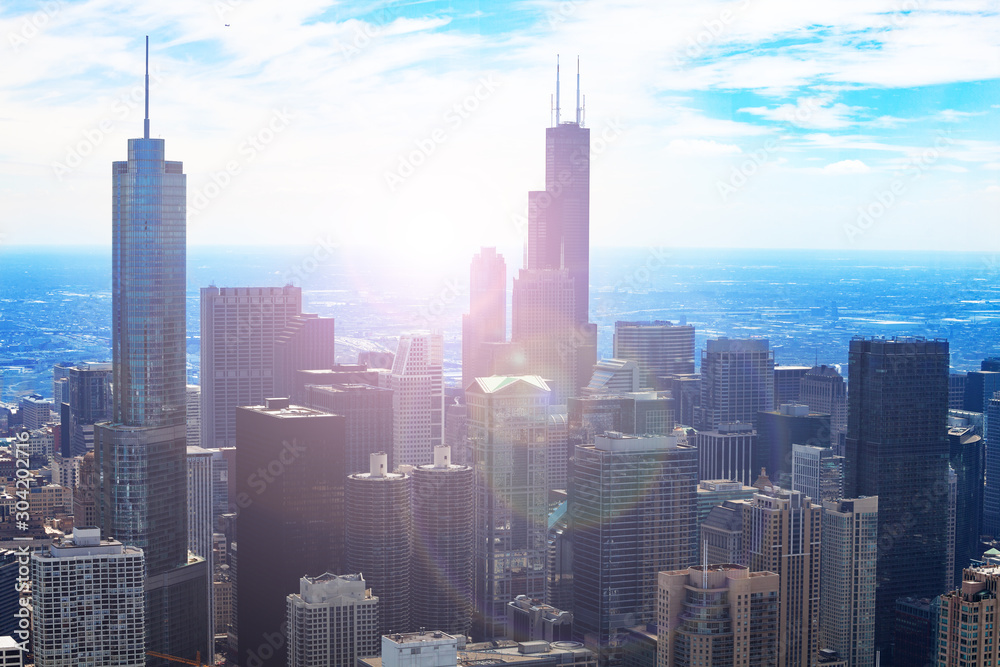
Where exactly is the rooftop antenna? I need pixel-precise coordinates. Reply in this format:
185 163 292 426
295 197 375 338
555 54 561 125
575 56 581 125
702 539 708 589
143 36 150 139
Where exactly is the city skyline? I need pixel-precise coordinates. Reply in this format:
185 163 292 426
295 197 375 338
1 1 997 257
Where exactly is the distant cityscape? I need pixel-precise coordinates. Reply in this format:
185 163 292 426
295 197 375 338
1 30 999 667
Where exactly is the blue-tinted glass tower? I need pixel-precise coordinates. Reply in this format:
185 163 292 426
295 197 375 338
95 36 208 665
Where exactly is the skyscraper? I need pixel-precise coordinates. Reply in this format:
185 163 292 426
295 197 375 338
286 573 379 667
756 404 831 488
463 247 507 392
937 564 1000 666
699 338 774 431
346 452 412 636
411 445 475 638
185 384 201 448
94 37 208 663
613 321 695 389
67 363 112 456
946 422 984 587
273 313 337 398
844 337 950 663
742 486 821 667
200 285 303 448
799 365 847 453
986 393 1000 536
820 497 878 667
302 382 394 477
235 398 347 667
571 432 698 664
391 332 444 468
696 423 756 487
32 528 145 667
467 375 551 641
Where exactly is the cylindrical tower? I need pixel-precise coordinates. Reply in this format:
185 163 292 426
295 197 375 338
411 445 474 636
346 452 412 635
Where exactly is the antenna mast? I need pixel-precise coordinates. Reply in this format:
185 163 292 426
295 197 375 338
575 56 581 125
144 36 150 139
555 54 561 125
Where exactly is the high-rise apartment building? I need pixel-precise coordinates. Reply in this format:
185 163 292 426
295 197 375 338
790 444 843 503
657 564 780 667
235 398 347 667
32 528 145 667
742 486 821 667
286 573 379 667
820 497 878 667
463 247 507 392
94 39 207 663
467 375 551 641
612 321 695 390
937 564 1000 666
572 432 698 664
199 285 303 448
391 332 444 468
799 365 848 453
699 338 774 431
346 452 412 636
844 337 950 662
411 445 474 637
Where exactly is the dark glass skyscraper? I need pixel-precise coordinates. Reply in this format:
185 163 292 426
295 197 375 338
844 337 950 664
95 37 208 664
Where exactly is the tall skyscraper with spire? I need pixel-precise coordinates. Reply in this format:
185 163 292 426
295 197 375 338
94 36 208 664
512 57 596 404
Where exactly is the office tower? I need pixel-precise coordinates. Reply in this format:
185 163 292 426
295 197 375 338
527 58 590 327
507 595 573 642
819 497 878 667
94 40 208 664
235 398 347 667
0 637 21 667
186 384 201 448
699 338 774 431
302 382 394 477
695 479 756 526
0 552 19 639
696 423 756 487
200 285 303 448
612 321 695 389
798 365 847 453
700 500 746 566
947 423 984 587
463 247 507 392
187 446 216 561
53 362 73 407
963 365 1000 412
790 444 843 503
391 332 444 468
31 528 145 667
273 314 336 398
19 394 52 430
547 511 573 612
572 432 698 663
756 404 831 488
893 597 939 667
657 565 780 667
286 573 379 667
937 565 1000 665
411 445 475 637
467 375 551 641
949 372 967 410
773 365 810 406
986 393 1000 536
844 337 949 662
511 268 596 404
584 359 640 395
346 453 412 636
67 363 112 456
73 451 98 527
742 487 821 667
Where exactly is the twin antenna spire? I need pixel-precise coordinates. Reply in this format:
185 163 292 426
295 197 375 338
143 35 150 139
551 54 585 127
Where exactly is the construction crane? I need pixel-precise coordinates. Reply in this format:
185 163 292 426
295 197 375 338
146 650 215 667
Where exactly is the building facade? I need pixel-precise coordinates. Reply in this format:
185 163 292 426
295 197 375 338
612 321 695 390
286 573 379 667
699 338 774 432
391 332 444 467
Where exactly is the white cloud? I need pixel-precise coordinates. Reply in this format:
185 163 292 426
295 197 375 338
665 139 742 156
823 159 871 174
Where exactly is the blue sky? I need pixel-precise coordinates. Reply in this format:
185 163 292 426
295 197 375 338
0 0 998 259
